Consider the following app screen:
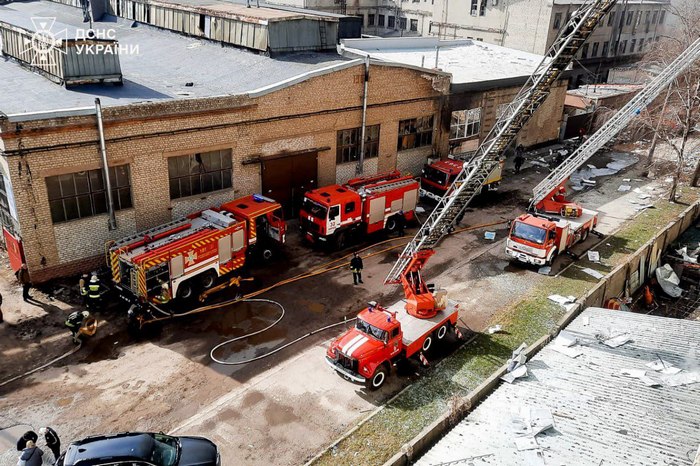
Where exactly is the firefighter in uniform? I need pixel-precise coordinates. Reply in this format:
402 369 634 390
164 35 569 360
65 310 90 344
78 273 89 305
154 279 171 305
87 275 102 310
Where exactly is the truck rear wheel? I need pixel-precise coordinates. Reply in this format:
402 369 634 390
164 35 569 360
200 271 217 289
580 228 589 242
422 335 433 352
365 364 389 391
385 216 398 232
176 280 195 300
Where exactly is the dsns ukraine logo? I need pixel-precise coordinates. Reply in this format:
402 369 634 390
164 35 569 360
20 17 68 68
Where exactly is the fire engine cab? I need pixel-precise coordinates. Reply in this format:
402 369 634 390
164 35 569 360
300 171 419 249
108 194 285 306
420 159 504 202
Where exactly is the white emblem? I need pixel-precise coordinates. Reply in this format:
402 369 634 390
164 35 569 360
185 251 198 266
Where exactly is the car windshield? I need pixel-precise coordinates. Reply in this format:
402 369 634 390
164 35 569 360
356 318 388 342
511 222 547 245
302 198 328 220
150 434 180 466
422 165 448 185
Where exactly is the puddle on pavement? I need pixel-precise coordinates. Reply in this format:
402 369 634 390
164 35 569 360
570 151 639 190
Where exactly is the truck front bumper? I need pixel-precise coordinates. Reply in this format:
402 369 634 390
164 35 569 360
419 188 444 202
325 356 366 383
506 247 546 266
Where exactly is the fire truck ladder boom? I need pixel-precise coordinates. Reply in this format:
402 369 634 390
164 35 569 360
530 36 700 209
384 0 617 285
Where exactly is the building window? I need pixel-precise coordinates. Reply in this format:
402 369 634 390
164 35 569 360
410 19 418 31
450 108 481 140
378 15 385 27
652 10 658 24
388 15 395 28
635 10 642 26
620 40 627 54
398 116 434 151
607 11 614 27
470 0 478 16
591 42 599 57
645 10 650 24
630 39 636 53
626 11 633 26
168 150 232 200
581 43 589 59
602 41 609 56
553 12 562 29
479 0 486 16
659 10 665 24
336 125 380 164
618 11 624 27
368 14 375 26
638 38 644 52
47 165 132 223
613 40 618 55
399 17 407 29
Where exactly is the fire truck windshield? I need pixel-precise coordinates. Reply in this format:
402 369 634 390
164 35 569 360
303 198 328 220
511 222 547 245
356 318 388 342
422 165 449 185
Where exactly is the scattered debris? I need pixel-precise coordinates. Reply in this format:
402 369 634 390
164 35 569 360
655 264 684 298
587 251 600 263
548 295 576 306
514 435 539 451
582 179 596 186
415 206 426 214
646 359 674 372
660 371 700 387
639 376 662 387
487 325 503 334
587 164 597 169
551 345 583 358
484 231 496 240
637 193 651 200
635 204 655 211
622 178 631 182
537 266 552 275
602 333 632 348
621 368 646 378
581 267 605 279
554 330 578 347
502 365 528 384
618 185 631 192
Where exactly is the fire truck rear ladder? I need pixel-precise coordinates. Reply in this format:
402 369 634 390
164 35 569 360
385 0 618 284
530 36 700 209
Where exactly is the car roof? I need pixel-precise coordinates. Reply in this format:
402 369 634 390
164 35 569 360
64 432 155 465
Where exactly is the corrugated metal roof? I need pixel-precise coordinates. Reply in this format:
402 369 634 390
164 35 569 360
417 308 700 466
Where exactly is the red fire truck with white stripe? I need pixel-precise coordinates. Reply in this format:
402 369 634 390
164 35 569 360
108 194 285 307
300 171 419 249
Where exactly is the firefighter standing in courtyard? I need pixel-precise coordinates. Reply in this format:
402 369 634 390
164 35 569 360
65 309 90 343
78 273 89 305
87 274 102 309
350 252 364 285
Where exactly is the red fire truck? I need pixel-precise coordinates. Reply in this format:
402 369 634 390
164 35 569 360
326 250 460 389
506 181 598 266
420 158 504 202
108 194 285 307
300 171 419 249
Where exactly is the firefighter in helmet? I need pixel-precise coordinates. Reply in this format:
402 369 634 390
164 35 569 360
65 310 90 344
87 274 102 310
154 279 171 305
78 273 89 305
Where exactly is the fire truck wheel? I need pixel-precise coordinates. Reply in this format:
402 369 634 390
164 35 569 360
334 231 347 249
580 228 589 242
436 324 449 340
545 249 558 267
365 364 389 390
262 248 274 261
200 271 217 289
177 281 195 300
422 335 433 352
385 216 398 232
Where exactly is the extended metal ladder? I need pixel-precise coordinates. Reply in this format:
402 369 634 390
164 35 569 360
110 217 190 250
385 0 617 284
530 36 700 208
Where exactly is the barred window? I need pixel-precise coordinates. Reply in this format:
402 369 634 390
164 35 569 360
337 125 380 164
397 116 434 151
47 165 132 223
168 149 232 200
450 108 481 140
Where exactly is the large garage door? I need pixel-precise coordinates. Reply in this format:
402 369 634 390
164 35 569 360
261 151 318 218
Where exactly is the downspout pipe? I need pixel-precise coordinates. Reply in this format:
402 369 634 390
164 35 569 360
95 98 117 231
357 55 370 175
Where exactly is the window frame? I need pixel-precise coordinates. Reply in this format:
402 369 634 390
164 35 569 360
167 149 233 201
591 42 599 57
336 125 381 165
410 19 418 31
397 116 434 151
602 41 609 56
368 14 375 26
553 12 562 29
47 165 133 224
378 14 385 27
388 15 395 28
450 108 481 140
399 17 407 30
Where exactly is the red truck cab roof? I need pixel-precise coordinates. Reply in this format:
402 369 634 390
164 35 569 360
515 213 552 229
304 185 359 207
429 159 463 175
357 305 398 331
220 194 281 220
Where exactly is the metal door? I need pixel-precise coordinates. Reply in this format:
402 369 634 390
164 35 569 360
262 152 318 218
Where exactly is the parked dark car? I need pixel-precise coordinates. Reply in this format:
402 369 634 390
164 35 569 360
56 432 220 466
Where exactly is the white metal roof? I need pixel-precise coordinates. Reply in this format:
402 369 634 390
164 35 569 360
416 307 700 466
339 37 546 85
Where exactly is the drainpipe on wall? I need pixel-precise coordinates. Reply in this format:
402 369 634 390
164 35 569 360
356 55 370 175
434 45 440 68
95 98 117 231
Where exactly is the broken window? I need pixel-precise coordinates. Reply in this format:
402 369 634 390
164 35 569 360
479 0 486 16
168 149 232 200
620 40 627 54
470 0 478 16
388 15 395 28
399 17 407 30
410 19 418 31
591 42 599 57
336 125 380 164
450 108 481 140
606 11 614 27
47 165 132 223
630 39 636 54
626 10 633 26
659 10 665 24
553 12 562 29
397 116 434 151
602 41 609 56
638 38 644 52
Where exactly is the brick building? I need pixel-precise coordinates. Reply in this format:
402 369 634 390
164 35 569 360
0 0 450 283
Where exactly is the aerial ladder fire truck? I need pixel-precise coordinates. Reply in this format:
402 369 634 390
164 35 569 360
326 0 618 390
108 194 286 325
507 37 700 267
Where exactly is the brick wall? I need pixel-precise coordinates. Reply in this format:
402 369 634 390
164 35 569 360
0 62 447 282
